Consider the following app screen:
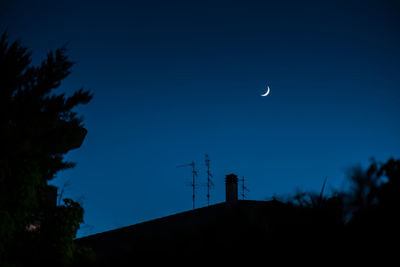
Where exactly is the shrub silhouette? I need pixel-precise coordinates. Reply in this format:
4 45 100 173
0 32 92 266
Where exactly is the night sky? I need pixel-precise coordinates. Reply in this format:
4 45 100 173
2 0 400 237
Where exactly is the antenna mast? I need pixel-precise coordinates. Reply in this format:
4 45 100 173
239 176 249 200
177 161 198 209
205 154 214 206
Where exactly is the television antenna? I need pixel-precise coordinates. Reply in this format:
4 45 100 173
239 176 249 200
205 154 214 206
177 161 198 209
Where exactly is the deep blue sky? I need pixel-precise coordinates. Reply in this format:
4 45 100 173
2 0 400 237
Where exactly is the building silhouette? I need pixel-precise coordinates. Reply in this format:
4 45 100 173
76 174 343 264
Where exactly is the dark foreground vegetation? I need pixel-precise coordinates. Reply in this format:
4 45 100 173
1 33 398 265
0 32 93 266
77 158 399 264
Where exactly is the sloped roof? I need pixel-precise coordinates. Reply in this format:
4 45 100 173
76 200 289 255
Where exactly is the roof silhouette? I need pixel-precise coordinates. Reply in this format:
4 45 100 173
76 199 294 263
75 174 344 264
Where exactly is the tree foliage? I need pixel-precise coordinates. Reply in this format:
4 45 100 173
345 158 400 250
0 32 93 266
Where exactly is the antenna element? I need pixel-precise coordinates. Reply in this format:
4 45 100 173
177 161 198 209
239 176 249 200
205 154 214 206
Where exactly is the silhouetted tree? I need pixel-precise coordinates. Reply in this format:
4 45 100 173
345 158 400 252
285 158 400 256
0 32 93 266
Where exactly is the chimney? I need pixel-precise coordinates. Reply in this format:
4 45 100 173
225 174 238 204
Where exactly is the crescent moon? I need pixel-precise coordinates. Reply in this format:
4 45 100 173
261 86 270 96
